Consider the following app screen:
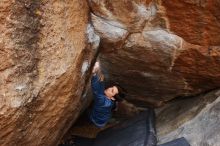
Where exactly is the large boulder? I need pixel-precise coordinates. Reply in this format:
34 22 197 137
0 0 99 146
90 0 220 106
156 89 220 146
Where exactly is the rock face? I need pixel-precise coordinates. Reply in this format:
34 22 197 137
0 0 99 146
90 0 220 106
1 0 220 146
156 89 220 146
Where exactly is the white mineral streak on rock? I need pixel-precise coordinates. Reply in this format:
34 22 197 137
149 2 157 17
81 60 89 76
12 83 34 108
86 24 100 50
91 14 128 42
15 84 26 91
143 29 182 49
168 47 178 72
127 70 154 78
10 97 23 108
158 94 220 146
140 72 154 77
82 91 87 99
135 2 157 20
136 4 150 18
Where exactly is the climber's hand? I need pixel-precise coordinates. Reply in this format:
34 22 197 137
92 61 104 81
92 62 100 74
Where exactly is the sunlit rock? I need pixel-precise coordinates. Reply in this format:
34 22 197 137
0 0 98 146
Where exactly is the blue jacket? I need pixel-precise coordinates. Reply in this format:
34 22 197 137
90 75 114 127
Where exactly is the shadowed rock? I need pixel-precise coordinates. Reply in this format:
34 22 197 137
157 89 220 146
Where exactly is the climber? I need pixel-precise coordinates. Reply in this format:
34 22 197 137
89 61 126 128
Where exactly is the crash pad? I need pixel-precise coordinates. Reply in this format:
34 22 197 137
94 109 157 146
158 137 190 146
59 109 191 146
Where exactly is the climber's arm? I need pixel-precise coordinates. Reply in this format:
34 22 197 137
91 62 105 96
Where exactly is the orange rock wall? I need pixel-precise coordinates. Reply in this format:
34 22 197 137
162 0 220 46
0 0 97 146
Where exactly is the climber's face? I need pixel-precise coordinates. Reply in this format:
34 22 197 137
104 86 118 100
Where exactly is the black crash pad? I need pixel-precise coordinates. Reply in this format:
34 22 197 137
94 109 157 146
59 109 191 146
158 137 190 146
59 109 156 146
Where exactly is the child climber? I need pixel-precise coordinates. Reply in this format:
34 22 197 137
89 62 125 128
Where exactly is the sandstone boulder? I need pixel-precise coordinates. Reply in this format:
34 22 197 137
0 0 99 146
90 0 220 106
157 89 220 146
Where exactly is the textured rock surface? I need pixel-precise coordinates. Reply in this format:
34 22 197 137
162 0 220 46
90 0 220 106
1 0 220 145
156 89 220 146
0 0 99 146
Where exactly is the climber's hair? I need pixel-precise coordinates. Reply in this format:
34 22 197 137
104 82 126 102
